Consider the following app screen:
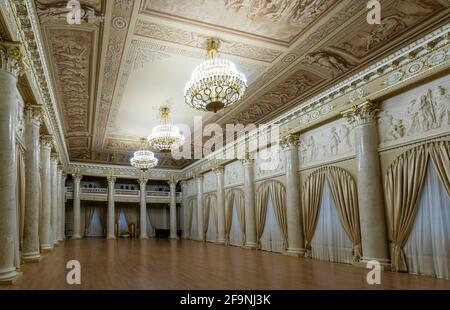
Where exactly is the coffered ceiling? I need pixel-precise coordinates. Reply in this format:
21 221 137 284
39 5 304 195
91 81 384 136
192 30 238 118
33 0 450 168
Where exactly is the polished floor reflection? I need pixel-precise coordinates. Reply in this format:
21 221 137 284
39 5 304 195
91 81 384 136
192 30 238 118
2 239 449 290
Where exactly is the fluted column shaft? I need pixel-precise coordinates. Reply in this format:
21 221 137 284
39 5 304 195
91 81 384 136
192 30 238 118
214 167 226 244
72 174 82 239
107 176 116 239
56 168 63 241
23 104 42 263
50 155 58 245
39 136 53 251
139 178 148 239
196 175 204 241
343 101 390 266
282 135 304 255
0 42 24 283
180 181 188 239
169 180 178 239
61 174 67 239
243 159 256 249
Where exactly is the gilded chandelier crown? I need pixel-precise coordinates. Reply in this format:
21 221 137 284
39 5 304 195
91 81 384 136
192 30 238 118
184 38 247 113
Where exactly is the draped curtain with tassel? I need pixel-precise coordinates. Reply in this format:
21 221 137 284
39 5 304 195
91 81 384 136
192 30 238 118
204 194 217 242
385 141 450 272
84 206 95 236
255 181 287 251
302 166 361 261
225 189 245 245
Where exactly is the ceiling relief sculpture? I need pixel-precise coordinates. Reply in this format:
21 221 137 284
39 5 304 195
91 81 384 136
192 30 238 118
333 0 445 59
227 69 325 124
36 0 104 24
46 28 94 157
32 0 449 168
140 0 338 44
133 19 283 63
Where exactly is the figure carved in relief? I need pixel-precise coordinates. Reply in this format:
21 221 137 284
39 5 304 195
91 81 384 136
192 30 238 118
305 51 353 76
329 127 340 156
339 124 352 151
434 86 450 126
305 136 318 162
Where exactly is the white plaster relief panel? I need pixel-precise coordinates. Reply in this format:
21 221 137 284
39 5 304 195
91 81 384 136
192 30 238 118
254 144 285 180
224 160 244 188
378 74 450 148
299 118 355 168
203 170 216 193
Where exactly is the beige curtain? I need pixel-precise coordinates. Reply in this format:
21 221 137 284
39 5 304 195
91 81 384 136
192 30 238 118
255 188 268 249
385 144 428 272
225 191 233 244
187 198 196 238
203 194 216 236
255 181 288 250
84 206 95 236
429 141 450 196
225 189 245 245
385 141 450 272
97 207 106 236
325 167 362 262
302 171 325 258
146 206 155 233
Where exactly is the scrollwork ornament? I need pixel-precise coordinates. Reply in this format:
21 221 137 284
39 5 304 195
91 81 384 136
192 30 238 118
40 134 53 149
342 100 380 128
280 134 299 150
0 42 25 78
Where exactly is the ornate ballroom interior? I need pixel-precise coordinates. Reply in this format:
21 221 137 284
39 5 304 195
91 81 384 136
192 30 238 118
0 0 449 290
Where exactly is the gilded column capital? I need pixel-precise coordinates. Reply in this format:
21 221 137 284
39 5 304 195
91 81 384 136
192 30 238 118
0 41 25 78
72 173 83 182
40 134 53 149
107 176 116 185
280 133 300 150
138 177 148 187
193 172 203 182
342 100 380 128
24 103 43 124
180 180 188 188
212 165 224 175
50 152 59 163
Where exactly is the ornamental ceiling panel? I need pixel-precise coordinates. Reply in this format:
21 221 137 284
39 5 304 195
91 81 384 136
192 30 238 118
139 0 339 45
32 0 450 169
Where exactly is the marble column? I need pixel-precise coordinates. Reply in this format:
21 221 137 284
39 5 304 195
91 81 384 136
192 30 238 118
195 175 204 241
138 177 148 239
180 181 188 239
50 154 59 246
213 166 226 244
72 174 82 239
61 173 67 239
342 100 390 267
169 180 178 239
107 176 116 239
0 42 24 283
39 135 53 251
281 134 304 256
23 103 42 263
242 158 256 249
57 167 63 241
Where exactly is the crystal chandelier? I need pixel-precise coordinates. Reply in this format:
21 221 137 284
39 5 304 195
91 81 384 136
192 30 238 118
147 107 185 152
130 138 158 171
184 38 247 113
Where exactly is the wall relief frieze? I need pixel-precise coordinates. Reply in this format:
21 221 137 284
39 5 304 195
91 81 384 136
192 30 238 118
379 76 450 146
